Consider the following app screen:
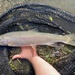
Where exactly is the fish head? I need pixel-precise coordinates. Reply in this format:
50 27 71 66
0 37 9 46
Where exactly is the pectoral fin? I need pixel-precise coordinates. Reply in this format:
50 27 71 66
44 42 58 47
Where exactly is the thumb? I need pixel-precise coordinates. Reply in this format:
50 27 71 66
12 54 23 60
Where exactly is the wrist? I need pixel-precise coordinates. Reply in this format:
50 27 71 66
29 56 39 63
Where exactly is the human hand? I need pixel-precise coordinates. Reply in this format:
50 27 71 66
12 46 38 61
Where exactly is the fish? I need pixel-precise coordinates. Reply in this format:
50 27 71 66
0 30 75 47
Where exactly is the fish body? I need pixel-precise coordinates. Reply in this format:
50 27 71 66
0 30 74 47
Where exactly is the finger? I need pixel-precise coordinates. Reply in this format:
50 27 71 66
31 45 38 56
21 46 33 50
12 54 22 60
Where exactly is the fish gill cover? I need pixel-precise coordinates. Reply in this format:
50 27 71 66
0 4 75 75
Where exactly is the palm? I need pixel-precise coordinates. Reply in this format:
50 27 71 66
12 46 37 61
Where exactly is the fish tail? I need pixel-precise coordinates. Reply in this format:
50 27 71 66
65 34 75 46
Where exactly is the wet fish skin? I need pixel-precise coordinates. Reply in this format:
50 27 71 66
0 30 74 47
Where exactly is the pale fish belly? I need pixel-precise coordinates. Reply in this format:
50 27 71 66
7 36 52 46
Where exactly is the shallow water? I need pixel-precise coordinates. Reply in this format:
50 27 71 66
0 0 75 14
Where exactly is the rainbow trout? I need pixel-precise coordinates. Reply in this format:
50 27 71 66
0 30 74 47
